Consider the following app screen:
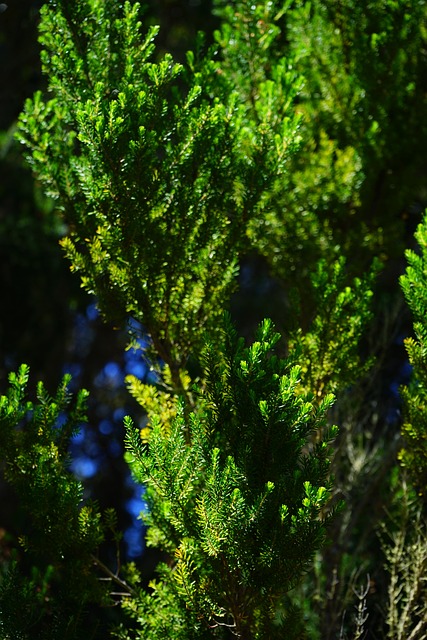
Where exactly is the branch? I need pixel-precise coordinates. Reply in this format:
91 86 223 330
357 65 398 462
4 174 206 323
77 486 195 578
91 554 136 597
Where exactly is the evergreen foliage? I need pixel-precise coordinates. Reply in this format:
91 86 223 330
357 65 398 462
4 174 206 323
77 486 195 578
17 0 299 384
122 317 338 638
2 0 427 638
0 365 107 639
243 0 427 281
288 257 379 397
399 215 427 497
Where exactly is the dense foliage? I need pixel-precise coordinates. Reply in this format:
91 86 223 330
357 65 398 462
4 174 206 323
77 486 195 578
1 0 427 638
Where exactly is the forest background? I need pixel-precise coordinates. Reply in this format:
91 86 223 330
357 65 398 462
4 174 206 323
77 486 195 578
1 0 427 638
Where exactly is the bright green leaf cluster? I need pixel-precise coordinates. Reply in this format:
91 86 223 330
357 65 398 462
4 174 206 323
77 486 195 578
243 0 427 283
124 317 339 637
399 214 427 497
17 0 300 377
290 257 380 397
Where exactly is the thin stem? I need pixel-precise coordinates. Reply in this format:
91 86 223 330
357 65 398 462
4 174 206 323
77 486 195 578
91 554 136 597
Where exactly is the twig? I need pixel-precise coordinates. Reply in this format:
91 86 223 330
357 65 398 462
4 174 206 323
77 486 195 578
91 554 136 597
